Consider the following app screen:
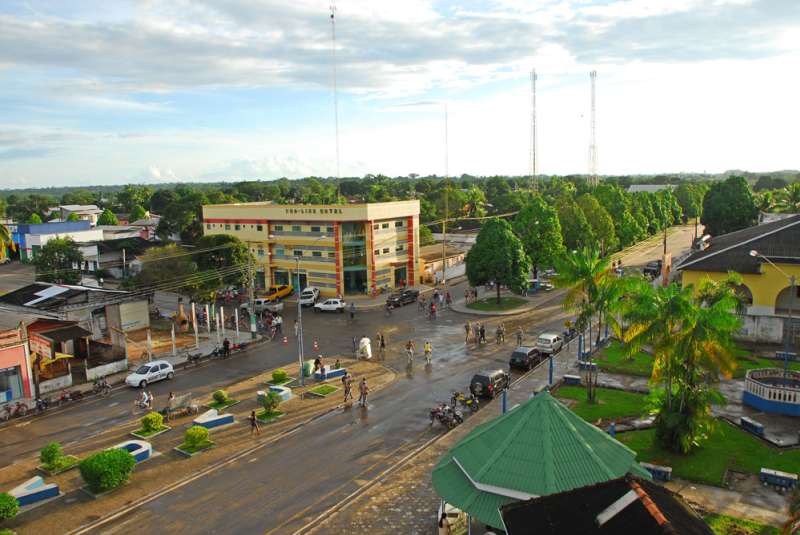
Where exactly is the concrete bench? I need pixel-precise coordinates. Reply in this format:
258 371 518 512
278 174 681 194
594 337 606 348
314 365 346 381
257 386 292 403
193 408 234 429
111 440 152 463
578 361 597 372
761 468 798 488
563 374 581 386
580 350 592 361
775 351 798 361
9 476 60 506
640 462 673 481
741 416 765 435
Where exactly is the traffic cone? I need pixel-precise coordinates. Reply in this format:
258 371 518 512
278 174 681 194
283 336 288 345
313 340 319 350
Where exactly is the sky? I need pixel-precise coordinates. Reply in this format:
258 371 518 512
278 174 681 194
1 0 799 189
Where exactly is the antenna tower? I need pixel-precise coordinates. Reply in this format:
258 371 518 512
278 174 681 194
529 69 538 194
330 1 341 201
588 70 598 186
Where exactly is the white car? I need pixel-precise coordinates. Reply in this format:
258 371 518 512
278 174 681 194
299 287 320 306
125 360 174 388
314 298 346 313
240 299 284 315
536 333 564 354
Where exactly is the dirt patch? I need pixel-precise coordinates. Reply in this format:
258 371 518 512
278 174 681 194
4 358 395 535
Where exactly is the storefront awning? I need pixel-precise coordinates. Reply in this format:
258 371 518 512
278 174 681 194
30 352 73 367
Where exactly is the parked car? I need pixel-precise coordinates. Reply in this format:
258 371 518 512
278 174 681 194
509 347 543 370
261 285 294 302
125 360 174 388
314 298 346 313
643 260 663 278
299 287 320 307
1 258 10 265
469 369 510 399
536 333 564 354
386 289 419 307
240 299 284 315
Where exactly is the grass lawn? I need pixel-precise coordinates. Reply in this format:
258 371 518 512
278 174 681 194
39 454 80 474
310 385 339 396
132 425 170 438
557 386 648 421
256 410 285 422
619 421 800 486
1 528 17 535
732 355 800 378
597 340 654 377
703 513 780 535
207 398 239 409
176 440 216 455
466 297 528 312
266 377 294 386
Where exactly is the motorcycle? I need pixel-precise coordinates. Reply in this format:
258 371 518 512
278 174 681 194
443 403 464 425
429 309 437 319
269 327 277 341
57 389 83 406
92 377 111 397
429 406 454 429
149 309 163 320
209 346 223 360
451 390 480 412
34 397 52 414
184 352 202 369
231 341 248 354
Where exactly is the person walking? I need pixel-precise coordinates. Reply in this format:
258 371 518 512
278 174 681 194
479 324 486 344
294 319 298 338
464 289 470 303
501 323 506 343
495 324 503 345
438 512 451 535
358 378 371 407
516 326 524 347
352 336 357 352
249 410 261 437
464 321 472 342
380 333 386 354
350 302 356 319
472 323 480 344
439 292 444 307
343 373 353 402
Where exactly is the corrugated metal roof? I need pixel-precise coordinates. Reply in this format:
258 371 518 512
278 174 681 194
432 391 651 527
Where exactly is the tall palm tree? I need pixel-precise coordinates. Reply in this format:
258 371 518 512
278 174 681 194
553 245 623 402
0 223 15 263
755 190 776 213
775 183 800 214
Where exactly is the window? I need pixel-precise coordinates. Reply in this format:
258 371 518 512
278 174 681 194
383 248 389 254
373 224 379 230
382 223 389 229
327 226 334 233
396 245 404 252
294 250 303 256
311 226 320 232
258 249 264 256
257 225 263 231
395 221 403 227
374 250 380 256
274 225 283 231
328 252 336 258
276 249 285 255
206 224 210 229
235 224 241 231
225 224 231 230
292 225 301 232
312 251 322 257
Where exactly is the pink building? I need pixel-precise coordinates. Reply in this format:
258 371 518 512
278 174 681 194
0 325 33 401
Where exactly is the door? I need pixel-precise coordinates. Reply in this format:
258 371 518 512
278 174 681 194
394 267 407 286
291 273 307 291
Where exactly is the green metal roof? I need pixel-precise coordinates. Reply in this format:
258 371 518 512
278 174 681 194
432 391 652 527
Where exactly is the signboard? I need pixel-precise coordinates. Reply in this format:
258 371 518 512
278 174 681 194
29 333 52 358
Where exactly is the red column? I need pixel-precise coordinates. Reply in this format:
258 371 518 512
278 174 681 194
334 222 342 296
407 215 416 284
369 221 376 294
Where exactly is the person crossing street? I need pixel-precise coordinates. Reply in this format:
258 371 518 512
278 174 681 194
358 378 371 407
516 326 524 347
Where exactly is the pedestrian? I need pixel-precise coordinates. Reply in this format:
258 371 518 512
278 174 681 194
238 292 242 304
464 289 470 303
352 336 357 352
276 314 283 333
479 324 486 344
294 319 299 338
496 325 503 345
343 374 353 402
501 323 506 343
464 321 472 342
438 512 451 535
380 334 386 353
473 323 480 344
249 410 260 437
334 358 341 369
99 277 104 288
147 390 154 410
350 302 356 319
376 332 381 350
337 292 343 300
358 378 372 407
314 355 323 371
517 326 524 347
439 292 444 307
222 337 230 358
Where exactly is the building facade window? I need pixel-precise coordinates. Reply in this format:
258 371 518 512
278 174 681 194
327 226 334 233
383 248 389 254
225 224 231 230
382 223 389 229
374 250 380 256
276 249 285 255
292 225 301 232
396 245 404 252
328 252 336 258
274 225 283 231
311 226 320 232
312 251 322 257
206 224 210 229
258 249 264 256
395 221 403 227
235 224 241 231
257 225 263 231
373 224 379 230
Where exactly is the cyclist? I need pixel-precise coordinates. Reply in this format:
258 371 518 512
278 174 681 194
419 294 427 309
429 302 436 318
138 388 149 409
424 341 433 362
386 303 394 315
405 340 414 361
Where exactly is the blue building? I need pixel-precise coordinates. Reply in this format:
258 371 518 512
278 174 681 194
8 220 92 259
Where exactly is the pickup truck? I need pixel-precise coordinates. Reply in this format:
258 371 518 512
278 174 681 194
261 285 294 302
643 260 663 279
386 289 419 307
299 287 320 306
240 299 284 315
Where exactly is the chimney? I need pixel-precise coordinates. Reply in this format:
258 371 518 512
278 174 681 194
176 298 190 333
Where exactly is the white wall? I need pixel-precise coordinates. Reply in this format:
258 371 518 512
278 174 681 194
119 300 149 332
85 360 128 381
737 314 785 343
39 374 73 394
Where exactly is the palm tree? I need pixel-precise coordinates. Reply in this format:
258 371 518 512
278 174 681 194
0 223 14 263
461 186 487 219
775 183 800 214
553 245 623 402
755 190 776 213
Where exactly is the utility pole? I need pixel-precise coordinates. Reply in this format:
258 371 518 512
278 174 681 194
588 70 598 187
530 68 538 194
122 248 126 278
442 103 449 284
330 1 341 201
246 240 256 340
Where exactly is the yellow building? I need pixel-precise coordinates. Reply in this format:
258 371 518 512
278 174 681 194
202 200 421 298
679 215 800 342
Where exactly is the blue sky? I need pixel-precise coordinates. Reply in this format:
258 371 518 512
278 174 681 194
1 0 799 189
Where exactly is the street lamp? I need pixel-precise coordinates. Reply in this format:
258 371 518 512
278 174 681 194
750 249 796 385
269 234 327 387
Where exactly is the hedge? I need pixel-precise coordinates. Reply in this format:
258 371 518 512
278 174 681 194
272 369 287 383
40 441 63 466
79 449 136 494
0 493 19 521
185 426 209 448
212 390 227 404
141 412 163 432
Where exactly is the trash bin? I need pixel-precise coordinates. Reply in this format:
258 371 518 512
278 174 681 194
303 361 314 377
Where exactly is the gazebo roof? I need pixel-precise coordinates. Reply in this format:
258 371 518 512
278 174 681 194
432 390 651 527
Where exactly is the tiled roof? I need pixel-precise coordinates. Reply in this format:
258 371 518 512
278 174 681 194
431 391 651 527
678 214 800 274
500 474 714 535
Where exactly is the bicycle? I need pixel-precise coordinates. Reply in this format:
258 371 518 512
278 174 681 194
385 305 394 317
417 298 427 311
0 401 29 421
424 349 432 364
132 399 152 415
405 349 414 363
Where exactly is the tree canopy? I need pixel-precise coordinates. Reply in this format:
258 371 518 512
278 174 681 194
512 196 564 278
129 205 147 222
33 237 84 285
97 209 119 226
700 175 759 236
193 234 253 287
466 218 531 303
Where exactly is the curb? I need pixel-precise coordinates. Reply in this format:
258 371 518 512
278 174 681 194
450 288 568 317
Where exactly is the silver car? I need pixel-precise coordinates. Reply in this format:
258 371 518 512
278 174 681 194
536 333 563 354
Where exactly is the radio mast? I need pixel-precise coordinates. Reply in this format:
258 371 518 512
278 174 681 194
330 1 341 200
529 69 538 194
588 70 598 186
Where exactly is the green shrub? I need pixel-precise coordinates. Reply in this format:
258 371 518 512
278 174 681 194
272 369 287 382
184 426 209 448
0 493 19 521
212 390 227 403
79 449 135 494
259 391 281 414
141 412 163 432
40 441 63 466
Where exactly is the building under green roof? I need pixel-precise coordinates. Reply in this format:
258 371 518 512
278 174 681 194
432 390 652 528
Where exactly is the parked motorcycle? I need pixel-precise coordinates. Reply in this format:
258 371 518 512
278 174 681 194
57 389 83 406
92 377 111 397
34 397 52 414
209 346 223 360
429 406 453 429
451 390 480 412
184 352 202 369
231 342 248 354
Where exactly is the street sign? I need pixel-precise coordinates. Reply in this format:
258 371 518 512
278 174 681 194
564 320 572 329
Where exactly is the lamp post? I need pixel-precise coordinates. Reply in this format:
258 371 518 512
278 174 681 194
750 249 795 385
269 234 327 387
